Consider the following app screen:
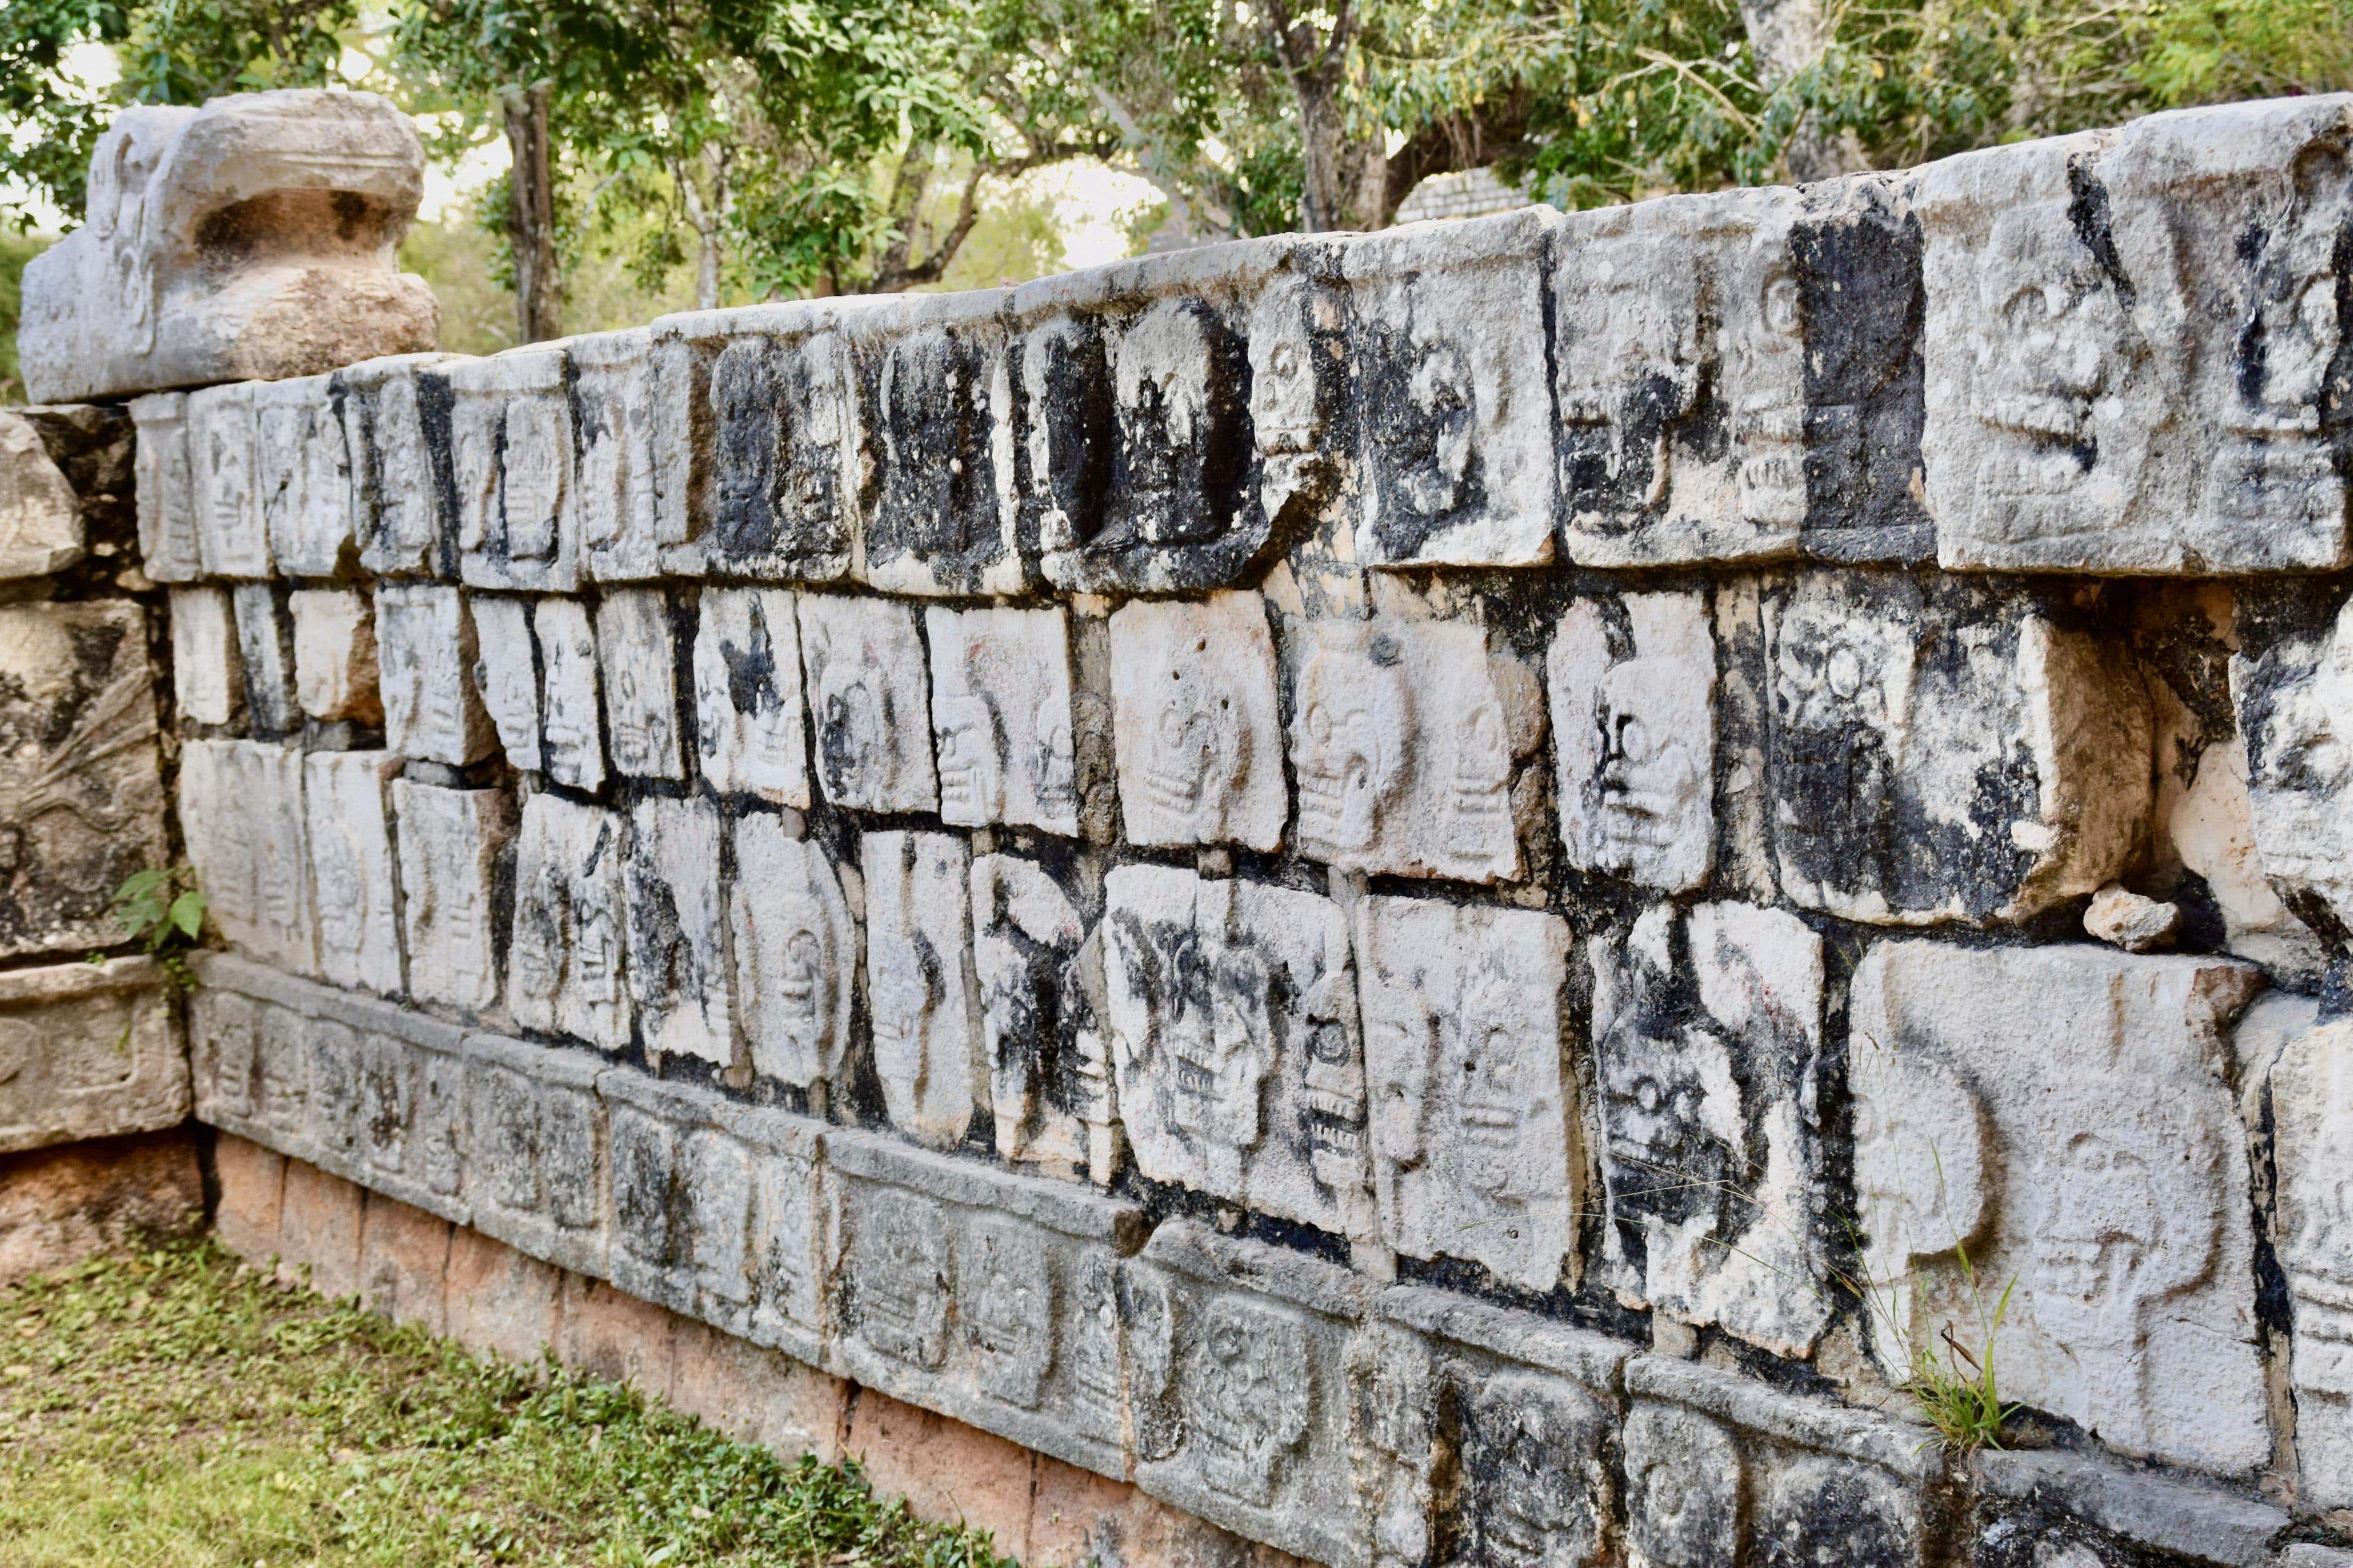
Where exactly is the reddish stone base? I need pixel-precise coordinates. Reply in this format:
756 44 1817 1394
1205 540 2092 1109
0 1127 205 1286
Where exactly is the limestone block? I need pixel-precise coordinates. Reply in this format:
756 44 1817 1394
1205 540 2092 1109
1108 592 1286 852
693 586 809 805
972 852 1111 1178
1922 98 2353 573
451 346 580 593
2265 1013 2353 1506
1764 572 2149 925
254 372 352 578
851 291 1026 596
231 583 297 733
731 814 855 1090
1971 1446 2289 1568
796 592 936 812
595 588 684 780
623 795 733 1067
1344 210 1557 569
188 980 261 1127
18 91 437 403
354 1000 470 1224
574 327 703 581
926 605 1081 835
0 409 84 578
170 585 242 726
289 588 381 725
392 779 512 1013
1129 1220 1378 1566
1285 615 1542 883
862 829 985 1149
534 596 604 790
1592 902 1829 1358
303 750 404 997
0 959 185 1154
466 594 539 769
687 304 859 582
128 391 201 582
1624 1355 1946 1568
601 1072 751 1322
2082 884 2179 951
376 583 494 765
341 353 458 579
1849 940 2268 1474
189 381 268 577
509 793 629 1051
1549 589 1717 894
1103 864 1371 1240
736 1103 833 1363
464 1032 609 1279
829 1126 1146 1478
1355 895 1578 1293
179 738 314 975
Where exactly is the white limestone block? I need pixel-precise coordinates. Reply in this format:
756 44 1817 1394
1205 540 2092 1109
254 372 352 578
289 588 379 725
1849 940 2268 1474
689 304 860 582
467 595 541 771
179 738 315 976
623 795 733 1067
797 592 936 813
534 596 604 791
128 391 200 582
595 588 684 780
452 345 579 593
509 793 629 1050
375 582 494 765
0 409 84 579
0 959 186 1155
230 583 296 734
1549 589 1717 894
342 353 455 579
1108 592 1286 852
303 750 404 996
170 585 242 726
574 327 703 581
392 779 513 1013
1355 895 1579 1292
694 587 809 806
2266 1013 2353 1506
925 605 1079 835
972 852 1108 1177
731 813 855 1089
189 381 268 578
862 829 985 1149
2231 593 2353 935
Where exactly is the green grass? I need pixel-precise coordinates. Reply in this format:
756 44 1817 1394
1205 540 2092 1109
0 1240 1018 1568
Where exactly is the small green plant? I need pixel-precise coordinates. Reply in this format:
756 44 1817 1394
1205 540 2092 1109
108 865 206 992
1882 1228 2021 1453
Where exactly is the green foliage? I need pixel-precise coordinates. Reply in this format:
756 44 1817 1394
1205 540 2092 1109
0 231 56 401
109 864 204 991
0 1239 1018 1567
1900 1251 2021 1454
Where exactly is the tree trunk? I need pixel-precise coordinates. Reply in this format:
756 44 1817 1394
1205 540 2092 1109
679 148 732 313
1263 0 1359 233
1738 0 1865 181
501 83 562 343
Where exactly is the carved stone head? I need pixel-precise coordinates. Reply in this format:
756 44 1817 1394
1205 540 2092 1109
1293 626 1414 856
1978 204 2134 457
1249 275 1338 519
1622 1405 1740 1568
1588 654 1708 873
1466 1374 1604 1568
1114 298 1249 546
933 645 1008 824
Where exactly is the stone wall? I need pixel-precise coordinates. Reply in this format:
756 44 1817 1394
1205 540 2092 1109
26 84 2353 1566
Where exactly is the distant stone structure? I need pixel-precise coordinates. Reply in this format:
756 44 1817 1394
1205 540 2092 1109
19 86 2353 1567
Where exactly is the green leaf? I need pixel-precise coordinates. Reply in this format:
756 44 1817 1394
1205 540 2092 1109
168 890 206 939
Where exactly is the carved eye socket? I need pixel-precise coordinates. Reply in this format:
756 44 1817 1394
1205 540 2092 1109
1270 342 1299 378
1305 703 1334 745
1825 646 1865 700
2002 285 2052 326
1762 275 1800 335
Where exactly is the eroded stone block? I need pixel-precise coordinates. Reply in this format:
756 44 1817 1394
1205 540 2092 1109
603 1072 755 1322
692 306 858 582
862 829 984 1149
231 583 297 734
574 327 702 581
289 588 381 725
1355 895 1578 1293
797 593 936 813
694 587 809 805
0 959 185 1154
2266 1013 2353 1506
468 595 540 769
342 353 456 579
303 750 404 997
1549 589 1716 893
624 796 732 1067
534 596 604 790
1108 592 1286 852
1972 1445 2288 1568
254 372 352 578
376 583 494 765
464 1032 608 1277
1592 902 1829 1358
1764 572 2147 925
595 588 684 780
926 605 1080 835
1104 865 1371 1240
179 738 314 975
190 381 268 578
1850 940 2268 1474
0 409 84 579
972 852 1109 1178
509 793 629 1050
452 346 579 592
392 779 512 1013
1345 211 1557 568
129 391 200 582
731 815 855 1090
171 585 242 726
1286 616 1542 883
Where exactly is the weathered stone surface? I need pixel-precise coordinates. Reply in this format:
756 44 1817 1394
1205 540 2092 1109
797 592 936 813
129 391 201 582
509 793 629 1050
596 588 684 780
0 1128 204 1287
451 346 579 593
1549 589 1716 894
731 815 855 1090
392 779 512 1013
686 305 859 582
464 1031 609 1280
303 750 404 997
1108 592 1286 853
1285 615 1542 883
467 594 540 769
179 738 314 974
19 91 438 403
863 829 985 1149
1972 1445 2288 1568
1851 940 2268 1474
1354 895 1578 1294
2265 1013 2353 1507
0 409 84 578
694 587 809 806
2082 883 2179 951
189 381 269 577
1922 99 2353 573
1592 902 1829 1358
0 959 185 1154
1762 572 2148 925
289 588 381 725
926 605 1080 835
972 852 1109 1178
253 372 351 578
624 795 733 1067
342 353 456 579
574 327 702 582
376 583 494 765
534 596 604 791
231 582 297 733
1104 865 1371 1240
170 585 242 725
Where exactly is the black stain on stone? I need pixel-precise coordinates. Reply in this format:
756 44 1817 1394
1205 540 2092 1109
864 328 1005 590
1361 308 1492 561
